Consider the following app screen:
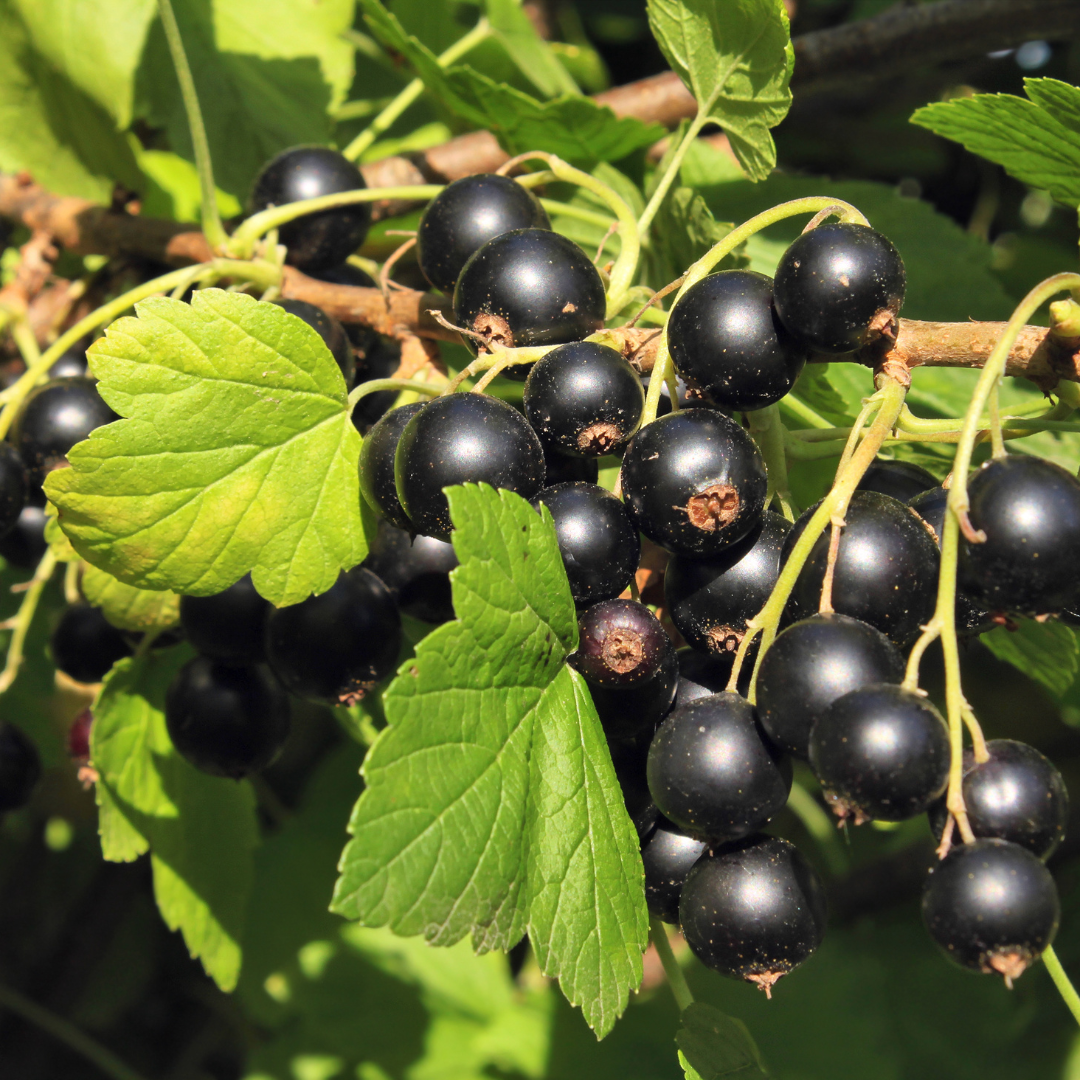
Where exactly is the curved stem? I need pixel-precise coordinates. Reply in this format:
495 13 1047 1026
1044 946 1080 1028
781 393 838 431
538 199 616 231
637 115 709 238
348 378 443 408
0 549 57 696
650 917 694 1012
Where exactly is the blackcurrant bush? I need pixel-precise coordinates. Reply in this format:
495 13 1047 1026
179 574 270 665
543 445 599 486
536 483 640 606
679 834 827 994
14 377 118 487
928 740 1068 859
359 402 426 531
609 728 660 841
453 229 606 353
773 222 906 354
647 692 790 841
756 613 903 758
665 512 788 657
922 839 1059 983
783 491 938 645
394 394 545 541
265 567 402 705
667 270 808 411
523 341 644 457
0 504 47 569
165 657 290 779
810 683 949 823
0 721 40 812
417 174 551 296
620 409 767 557
0 444 28 538
249 146 371 272
641 817 707 923
959 456 1080 615
857 459 937 503
362 521 458 625
49 340 91 379
51 603 134 684
270 299 354 389
675 649 737 707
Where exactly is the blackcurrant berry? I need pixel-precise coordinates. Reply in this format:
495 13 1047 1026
0 444 28 538
453 229 606 353
0 504 47 569
249 146 371 272
641 817 707 923
535 483 640 606
543 445 599 486
810 684 949 823
179 574 270 665
523 341 644 457
362 521 458 625
352 337 403 433
359 402 426 531
609 728 660 841
50 603 134 684
857 459 937 503
679 834 827 994
665 512 788 657
265 567 401 705
647 692 790 841
773 222 906 354
0 722 40 812
922 839 1059 983
394 394 545 541
588 659 678 743
783 491 938 645
165 657 290 779
49 340 91 379
928 740 1069 859
270 299 354 389
667 270 808 411
417 174 551 296
675 649 737 707
959 456 1080 615
14 377 118 487
620 409 767 557
756 613 903 758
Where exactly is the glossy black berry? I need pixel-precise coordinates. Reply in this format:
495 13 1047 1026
271 299 354 389
675 649 737 707
783 491 938 645
165 657 290 779
0 444 28 538
610 728 660 841
647 692 790 841
773 222 906 354
50 603 134 684
453 229 606 353
394 394 545 541
959 456 1080 615
667 270 808 411
359 402 426 530
14 377 118 487
179 575 270 665
641 817 707 923
417 174 551 296
362 521 458 625
543 445 599 486
536 483 640 606
0 722 40 812
810 684 949 823
665 512 788 657
249 146 371 272
857 459 937 503
620 409 767 557
679 834 827 994
523 341 644 457
928 740 1069 859
265 567 401 705
756 613 904 758
922 839 1059 982
49 340 91 379
0 504 47 569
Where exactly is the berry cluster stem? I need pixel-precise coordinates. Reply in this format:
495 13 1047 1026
1043 946 1080 1029
649 917 694 1012
0 549 57 697
747 405 795 521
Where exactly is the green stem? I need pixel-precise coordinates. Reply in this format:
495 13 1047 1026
156 0 226 250
10 320 41 368
0 549 57 696
343 19 491 162
1044 946 1080 1027
637 114 708 237
347 378 444 408
787 782 846 875
747 405 793 519
780 393 835 430
538 199 616 231
650 917 694 1012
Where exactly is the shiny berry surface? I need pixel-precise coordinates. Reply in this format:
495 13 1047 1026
179 574 270 665
610 728 660 841
675 649 737 707
0 443 28 538
620 409 767 557
51 603 133 684
667 270 808 411
359 402 426 531
641 817 707 923
0 504 47 569
773 222 906 354
0 721 40 812
571 599 671 689
394 394 545 541
362 521 458 624
49 341 91 379
417 174 551 295
271 299 354 388
249 146 370 272
857 459 937 503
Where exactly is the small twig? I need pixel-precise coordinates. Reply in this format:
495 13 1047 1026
379 236 418 301
623 275 685 329
594 221 619 265
0 549 57 695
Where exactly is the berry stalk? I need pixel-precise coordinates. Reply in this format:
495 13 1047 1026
1043 946 1080 1028
649 917 694 1012
0 548 57 697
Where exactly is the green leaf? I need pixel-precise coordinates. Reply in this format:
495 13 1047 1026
135 147 242 223
911 82 1080 209
788 365 860 426
648 185 739 289
676 1002 769 1079
81 564 179 633
91 646 258 990
646 0 792 180
44 503 78 563
45 289 368 608
332 485 648 1037
980 619 1079 700
483 0 580 98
